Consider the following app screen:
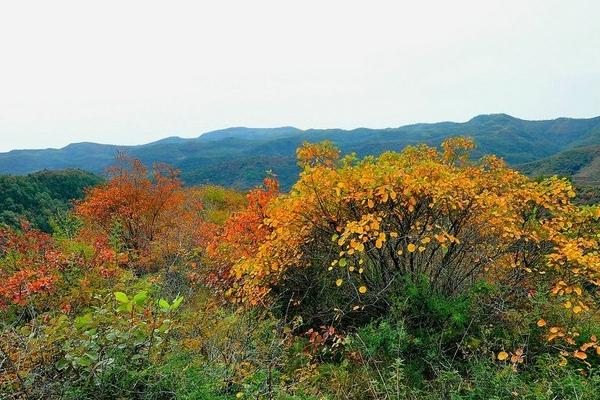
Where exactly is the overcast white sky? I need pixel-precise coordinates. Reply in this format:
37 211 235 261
0 0 599 152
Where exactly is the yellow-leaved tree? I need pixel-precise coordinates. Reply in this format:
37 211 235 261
223 138 600 362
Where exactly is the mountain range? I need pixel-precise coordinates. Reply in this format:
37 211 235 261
2 113 600 189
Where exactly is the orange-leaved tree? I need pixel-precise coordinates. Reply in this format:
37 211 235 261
75 155 207 271
0 223 58 310
204 177 279 299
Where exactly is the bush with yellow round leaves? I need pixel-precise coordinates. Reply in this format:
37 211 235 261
225 139 600 345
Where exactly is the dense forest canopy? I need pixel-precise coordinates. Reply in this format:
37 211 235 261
1 140 600 399
0 169 102 232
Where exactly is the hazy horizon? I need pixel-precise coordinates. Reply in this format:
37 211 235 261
1 0 599 152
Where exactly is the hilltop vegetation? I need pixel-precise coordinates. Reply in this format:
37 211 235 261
1 114 600 189
0 169 102 232
1 140 600 399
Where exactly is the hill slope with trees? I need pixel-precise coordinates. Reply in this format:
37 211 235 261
0 169 102 232
520 145 600 186
2 114 600 189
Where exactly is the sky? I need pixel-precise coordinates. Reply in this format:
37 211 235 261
0 0 599 152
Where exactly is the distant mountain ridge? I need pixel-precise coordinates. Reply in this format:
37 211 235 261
2 114 600 189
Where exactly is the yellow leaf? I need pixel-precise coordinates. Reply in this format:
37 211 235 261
574 350 587 360
336 279 343 287
497 351 509 361
407 243 416 253
559 357 568 367
572 305 582 314
537 319 546 327
359 286 367 294
514 348 523 356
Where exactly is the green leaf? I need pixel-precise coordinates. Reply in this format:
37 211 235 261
171 296 184 310
116 302 133 313
74 313 93 329
56 358 69 370
159 299 170 311
158 320 171 333
338 258 347 267
77 357 92 367
114 292 129 303
133 291 148 306
83 328 97 337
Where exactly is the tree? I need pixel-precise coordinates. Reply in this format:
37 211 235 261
204 177 279 300
75 155 185 255
225 138 600 359
0 222 58 310
296 140 340 168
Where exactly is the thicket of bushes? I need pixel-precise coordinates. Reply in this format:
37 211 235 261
2 140 600 399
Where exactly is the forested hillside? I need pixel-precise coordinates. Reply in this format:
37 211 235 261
2 114 600 189
0 169 102 232
521 145 600 186
2 140 600 399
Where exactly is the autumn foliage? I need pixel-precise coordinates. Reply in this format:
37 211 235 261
75 155 210 271
204 177 279 297
2 142 600 398
0 223 58 309
223 139 600 360
76 156 184 249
